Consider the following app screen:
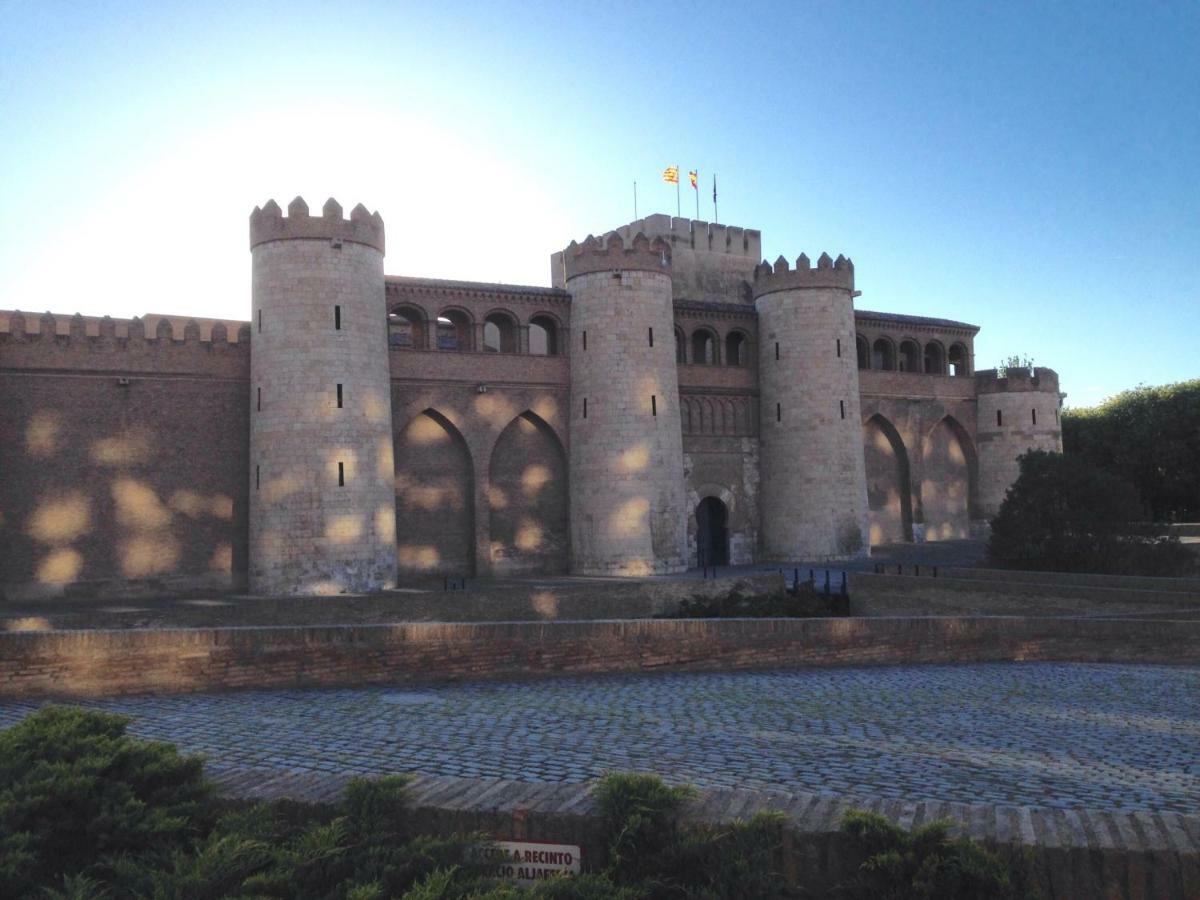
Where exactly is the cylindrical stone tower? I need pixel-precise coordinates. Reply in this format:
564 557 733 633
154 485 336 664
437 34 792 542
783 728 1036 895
248 196 398 595
754 252 870 560
975 367 1063 518
562 232 688 575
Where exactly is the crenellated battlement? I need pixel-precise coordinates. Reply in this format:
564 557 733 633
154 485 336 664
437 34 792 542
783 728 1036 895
752 252 855 296
561 231 672 279
0 310 251 350
975 367 1060 394
613 215 761 259
249 196 385 254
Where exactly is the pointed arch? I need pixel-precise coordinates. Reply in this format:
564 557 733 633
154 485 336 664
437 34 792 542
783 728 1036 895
863 414 913 546
920 414 978 540
394 408 475 575
487 411 568 574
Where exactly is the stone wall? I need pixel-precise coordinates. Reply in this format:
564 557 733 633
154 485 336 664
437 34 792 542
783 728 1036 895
3 615 1196 699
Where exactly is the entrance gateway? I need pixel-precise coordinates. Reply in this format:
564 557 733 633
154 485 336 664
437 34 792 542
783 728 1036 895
696 497 730 566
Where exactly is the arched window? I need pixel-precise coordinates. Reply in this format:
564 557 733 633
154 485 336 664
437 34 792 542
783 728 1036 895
923 342 945 375
725 331 747 366
691 328 717 365
387 305 426 349
436 310 472 351
948 343 969 377
898 340 920 373
856 335 869 370
483 312 517 353
674 327 686 364
872 338 896 371
529 315 558 356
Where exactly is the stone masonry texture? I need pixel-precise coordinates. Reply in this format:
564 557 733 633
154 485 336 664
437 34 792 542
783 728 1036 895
0 199 1061 597
249 200 398 594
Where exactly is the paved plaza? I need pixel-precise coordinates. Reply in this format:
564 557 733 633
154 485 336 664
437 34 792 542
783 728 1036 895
1 662 1197 814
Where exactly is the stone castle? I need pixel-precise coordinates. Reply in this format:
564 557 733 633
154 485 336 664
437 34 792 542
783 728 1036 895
0 198 1063 597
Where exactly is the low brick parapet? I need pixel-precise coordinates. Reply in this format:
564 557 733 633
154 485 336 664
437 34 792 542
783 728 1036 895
2 615 1197 699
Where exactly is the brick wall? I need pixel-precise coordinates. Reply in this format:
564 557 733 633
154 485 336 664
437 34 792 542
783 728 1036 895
2 615 1196 699
0 329 249 601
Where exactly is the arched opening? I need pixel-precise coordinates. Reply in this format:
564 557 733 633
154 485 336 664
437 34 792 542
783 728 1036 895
696 496 729 566
863 415 913 546
856 335 869 370
436 310 472 351
488 412 568 575
528 315 558 356
674 327 686 364
920 416 977 541
948 343 969 377
725 331 747 366
923 341 945 375
394 409 474 575
898 340 920 373
871 338 896 371
691 328 717 365
483 312 517 353
387 305 426 349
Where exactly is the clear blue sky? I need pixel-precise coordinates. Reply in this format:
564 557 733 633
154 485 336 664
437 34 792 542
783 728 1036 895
1 0 1196 407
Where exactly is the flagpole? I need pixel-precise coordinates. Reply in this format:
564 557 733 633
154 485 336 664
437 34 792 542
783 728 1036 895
713 173 719 224
633 181 638 220
694 174 700 220
676 164 680 218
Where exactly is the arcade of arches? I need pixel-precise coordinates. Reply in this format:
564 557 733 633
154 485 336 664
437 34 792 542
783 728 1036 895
393 408 568 578
862 412 977 546
392 406 976 579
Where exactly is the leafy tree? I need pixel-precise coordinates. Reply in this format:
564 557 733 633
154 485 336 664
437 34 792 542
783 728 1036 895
1064 379 1200 521
988 450 1194 575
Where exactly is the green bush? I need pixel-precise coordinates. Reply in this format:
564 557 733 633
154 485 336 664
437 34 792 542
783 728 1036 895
1 709 1022 899
0 705 209 896
988 450 1195 576
835 810 1017 899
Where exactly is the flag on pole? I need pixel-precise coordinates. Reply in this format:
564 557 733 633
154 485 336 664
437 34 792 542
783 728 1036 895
712 174 718 203
688 170 698 189
662 165 679 184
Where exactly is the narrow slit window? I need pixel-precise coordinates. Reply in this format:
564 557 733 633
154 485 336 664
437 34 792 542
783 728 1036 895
255 465 260 490
651 395 657 416
774 342 780 361
1032 408 1037 425
257 309 262 333
582 330 587 351
334 305 342 330
336 383 343 409
583 398 588 419
256 386 261 412
776 403 781 422
840 399 846 419
996 410 1003 427
337 461 345 487
648 327 654 347
1055 409 1059 424
836 338 842 358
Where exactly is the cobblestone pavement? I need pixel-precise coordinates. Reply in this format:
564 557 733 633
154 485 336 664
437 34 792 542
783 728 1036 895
1 662 1196 814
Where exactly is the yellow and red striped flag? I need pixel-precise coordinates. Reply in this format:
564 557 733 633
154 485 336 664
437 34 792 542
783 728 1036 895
689 170 698 189
662 165 679 184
